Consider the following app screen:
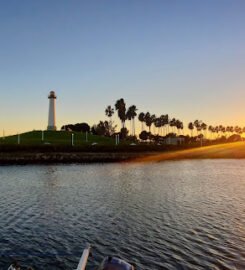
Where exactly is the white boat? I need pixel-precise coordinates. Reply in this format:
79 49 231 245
8 244 135 270
75 243 91 270
75 244 135 270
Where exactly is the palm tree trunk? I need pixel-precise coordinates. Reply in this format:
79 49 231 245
133 118 135 136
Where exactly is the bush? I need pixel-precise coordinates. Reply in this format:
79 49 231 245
61 123 90 132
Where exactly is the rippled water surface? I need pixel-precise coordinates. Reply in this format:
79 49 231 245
1 160 245 269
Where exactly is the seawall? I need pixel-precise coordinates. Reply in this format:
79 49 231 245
1 142 245 165
0 152 153 164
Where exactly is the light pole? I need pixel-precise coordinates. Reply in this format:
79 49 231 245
115 134 120 145
71 133 74 146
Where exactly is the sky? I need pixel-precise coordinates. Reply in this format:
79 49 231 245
0 0 245 134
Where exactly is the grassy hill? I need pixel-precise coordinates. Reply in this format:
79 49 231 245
0 130 114 146
1 132 245 163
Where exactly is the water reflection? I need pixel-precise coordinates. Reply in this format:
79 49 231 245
0 160 245 269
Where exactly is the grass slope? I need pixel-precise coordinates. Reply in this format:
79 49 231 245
0 130 114 146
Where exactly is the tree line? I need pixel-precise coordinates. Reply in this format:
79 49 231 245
62 98 245 143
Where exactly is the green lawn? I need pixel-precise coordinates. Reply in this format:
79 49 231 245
0 130 114 146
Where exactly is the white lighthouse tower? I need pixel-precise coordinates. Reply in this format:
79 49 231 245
47 91 57 131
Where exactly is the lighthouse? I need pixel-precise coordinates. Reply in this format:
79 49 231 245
47 91 57 131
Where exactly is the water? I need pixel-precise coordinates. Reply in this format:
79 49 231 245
0 160 245 270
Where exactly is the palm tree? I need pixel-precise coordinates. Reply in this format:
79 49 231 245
180 121 184 135
188 122 194 137
215 126 219 139
201 122 207 138
138 112 145 132
151 114 156 134
194 120 202 136
126 105 138 136
235 126 240 134
163 114 169 135
158 115 164 135
170 118 176 134
221 126 226 137
175 119 180 135
126 109 132 134
105 105 115 136
154 117 161 135
115 98 127 129
105 105 114 118
208 125 214 139
131 105 138 136
226 126 230 137
176 120 184 135
218 125 223 137
145 112 155 132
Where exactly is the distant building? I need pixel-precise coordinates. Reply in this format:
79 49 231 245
164 137 185 145
47 91 57 131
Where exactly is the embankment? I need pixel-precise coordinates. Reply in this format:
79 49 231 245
133 142 245 162
0 152 153 164
0 142 245 164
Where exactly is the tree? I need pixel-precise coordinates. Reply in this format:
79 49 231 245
176 120 184 135
194 120 202 136
105 105 114 118
139 131 150 141
138 112 145 132
170 118 176 133
228 134 242 142
126 105 138 136
201 122 207 138
115 98 127 129
120 127 129 140
235 126 241 134
91 121 116 136
145 112 155 132
79 123 90 133
105 105 115 135
144 112 151 131
161 114 169 136
226 126 230 137
154 117 161 135
208 125 213 139
61 123 90 132
188 122 194 137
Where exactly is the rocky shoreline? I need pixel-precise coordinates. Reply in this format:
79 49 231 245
0 152 153 165
1 142 245 165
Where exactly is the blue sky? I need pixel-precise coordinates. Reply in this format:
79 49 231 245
0 0 245 134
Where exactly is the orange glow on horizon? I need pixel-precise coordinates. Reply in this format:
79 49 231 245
131 142 245 163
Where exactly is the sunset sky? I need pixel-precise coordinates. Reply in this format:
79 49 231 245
0 0 245 134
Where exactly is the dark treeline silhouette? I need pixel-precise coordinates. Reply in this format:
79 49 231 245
91 121 117 137
188 120 245 140
61 123 90 132
61 98 245 145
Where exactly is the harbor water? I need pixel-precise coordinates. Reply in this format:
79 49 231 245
0 160 245 269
